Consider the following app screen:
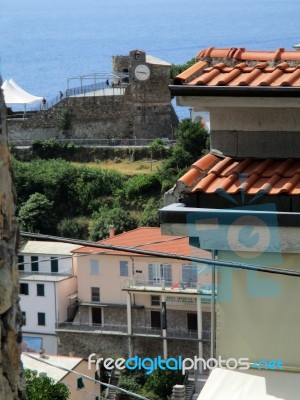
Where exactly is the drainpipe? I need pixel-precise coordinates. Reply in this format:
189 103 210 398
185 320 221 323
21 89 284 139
197 282 203 373
161 281 168 359
211 250 217 358
127 292 133 357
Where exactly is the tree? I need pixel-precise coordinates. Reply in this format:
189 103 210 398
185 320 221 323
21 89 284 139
139 197 163 227
176 118 209 161
89 206 138 240
142 368 184 399
25 369 70 400
157 118 209 191
18 193 55 234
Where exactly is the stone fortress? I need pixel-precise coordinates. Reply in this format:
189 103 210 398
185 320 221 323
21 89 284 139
7 50 178 145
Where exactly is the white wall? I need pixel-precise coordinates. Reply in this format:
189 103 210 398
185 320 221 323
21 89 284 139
20 254 73 275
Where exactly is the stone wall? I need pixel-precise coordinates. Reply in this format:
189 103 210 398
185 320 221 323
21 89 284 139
7 51 179 145
0 82 25 399
57 331 210 360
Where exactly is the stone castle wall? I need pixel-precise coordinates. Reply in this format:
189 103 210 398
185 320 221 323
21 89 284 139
7 51 179 145
0 82 25 399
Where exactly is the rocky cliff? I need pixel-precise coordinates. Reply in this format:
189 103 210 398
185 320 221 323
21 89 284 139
0 81 25 398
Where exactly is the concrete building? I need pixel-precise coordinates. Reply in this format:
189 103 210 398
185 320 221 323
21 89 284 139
19 241 80 354
161 47 300 398
56 227 213 360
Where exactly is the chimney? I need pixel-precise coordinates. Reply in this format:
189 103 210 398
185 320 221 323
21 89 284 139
109 225 115 238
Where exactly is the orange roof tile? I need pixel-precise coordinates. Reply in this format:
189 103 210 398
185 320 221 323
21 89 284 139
176 47 300 88
73 227 211 259
179 154 300 196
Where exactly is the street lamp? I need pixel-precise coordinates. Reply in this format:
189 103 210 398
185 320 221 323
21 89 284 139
189 107 193 119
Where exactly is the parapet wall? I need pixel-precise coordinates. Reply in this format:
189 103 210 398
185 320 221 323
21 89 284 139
7 90 178 144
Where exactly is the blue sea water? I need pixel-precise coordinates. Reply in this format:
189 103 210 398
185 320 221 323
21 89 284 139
0 0 300 119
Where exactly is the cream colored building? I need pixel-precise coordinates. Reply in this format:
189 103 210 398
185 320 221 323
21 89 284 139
56 227 213 360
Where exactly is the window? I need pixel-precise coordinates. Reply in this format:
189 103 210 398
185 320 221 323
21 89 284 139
90 260 99 275
182 265 198 285
120 261 128 276
187 313 197 332
22 311 26 325
37 284 45 296
151 311 161 329
20 283 29 295
91 287 100 302
37 312 46 326
31 256 39 272
77 376 84 389
148 263 172 286
151 295 160 306
18 255 24 271
51 257 58 273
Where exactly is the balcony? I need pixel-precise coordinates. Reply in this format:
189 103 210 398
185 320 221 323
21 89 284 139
123 278 199 293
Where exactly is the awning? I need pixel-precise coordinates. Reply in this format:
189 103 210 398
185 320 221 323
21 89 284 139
197 368 300 400
1 78 43 105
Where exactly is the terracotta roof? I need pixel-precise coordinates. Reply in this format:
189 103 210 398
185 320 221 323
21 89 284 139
174 47 300 87
179 154 300 195
73 227 211 259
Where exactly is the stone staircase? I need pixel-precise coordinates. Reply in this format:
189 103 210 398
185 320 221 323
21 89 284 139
185 380 195 400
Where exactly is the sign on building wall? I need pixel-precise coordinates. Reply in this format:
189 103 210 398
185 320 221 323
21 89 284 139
166 296 196 307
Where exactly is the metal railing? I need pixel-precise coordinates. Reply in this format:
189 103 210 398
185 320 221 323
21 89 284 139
10 138 176 147
55 321 211 340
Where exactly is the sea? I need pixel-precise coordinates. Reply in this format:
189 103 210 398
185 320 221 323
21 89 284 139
0 0 300 119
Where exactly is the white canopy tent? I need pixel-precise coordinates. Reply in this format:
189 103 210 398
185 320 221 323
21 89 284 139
1 79 43 116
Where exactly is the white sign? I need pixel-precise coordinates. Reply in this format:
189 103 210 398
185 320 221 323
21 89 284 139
165 296 196 307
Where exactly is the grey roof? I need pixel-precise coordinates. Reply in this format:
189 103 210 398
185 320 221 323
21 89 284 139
19 241 81 256
146 54 170 66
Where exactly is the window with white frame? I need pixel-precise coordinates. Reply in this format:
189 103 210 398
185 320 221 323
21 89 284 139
148 263 172 286
120 261 128 276
91 287 100 302
90 259 99 275
151 295 160 306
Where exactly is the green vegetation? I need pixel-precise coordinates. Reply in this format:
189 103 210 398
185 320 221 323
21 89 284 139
57 108 72 131
115 364 184 399
12 119 209 240
32 138 75 160
24 369 70 400
157 118 209 191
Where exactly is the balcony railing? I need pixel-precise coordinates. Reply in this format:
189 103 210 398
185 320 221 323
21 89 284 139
124 278 199 291
55 322 211 340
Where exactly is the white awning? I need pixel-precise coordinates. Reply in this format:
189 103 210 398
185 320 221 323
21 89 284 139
197 368 300 400
1 78 43 105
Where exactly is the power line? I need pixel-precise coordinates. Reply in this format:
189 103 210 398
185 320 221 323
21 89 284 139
20 231 300 278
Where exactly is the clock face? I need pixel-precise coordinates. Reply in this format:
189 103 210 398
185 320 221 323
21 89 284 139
134 64 150 81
